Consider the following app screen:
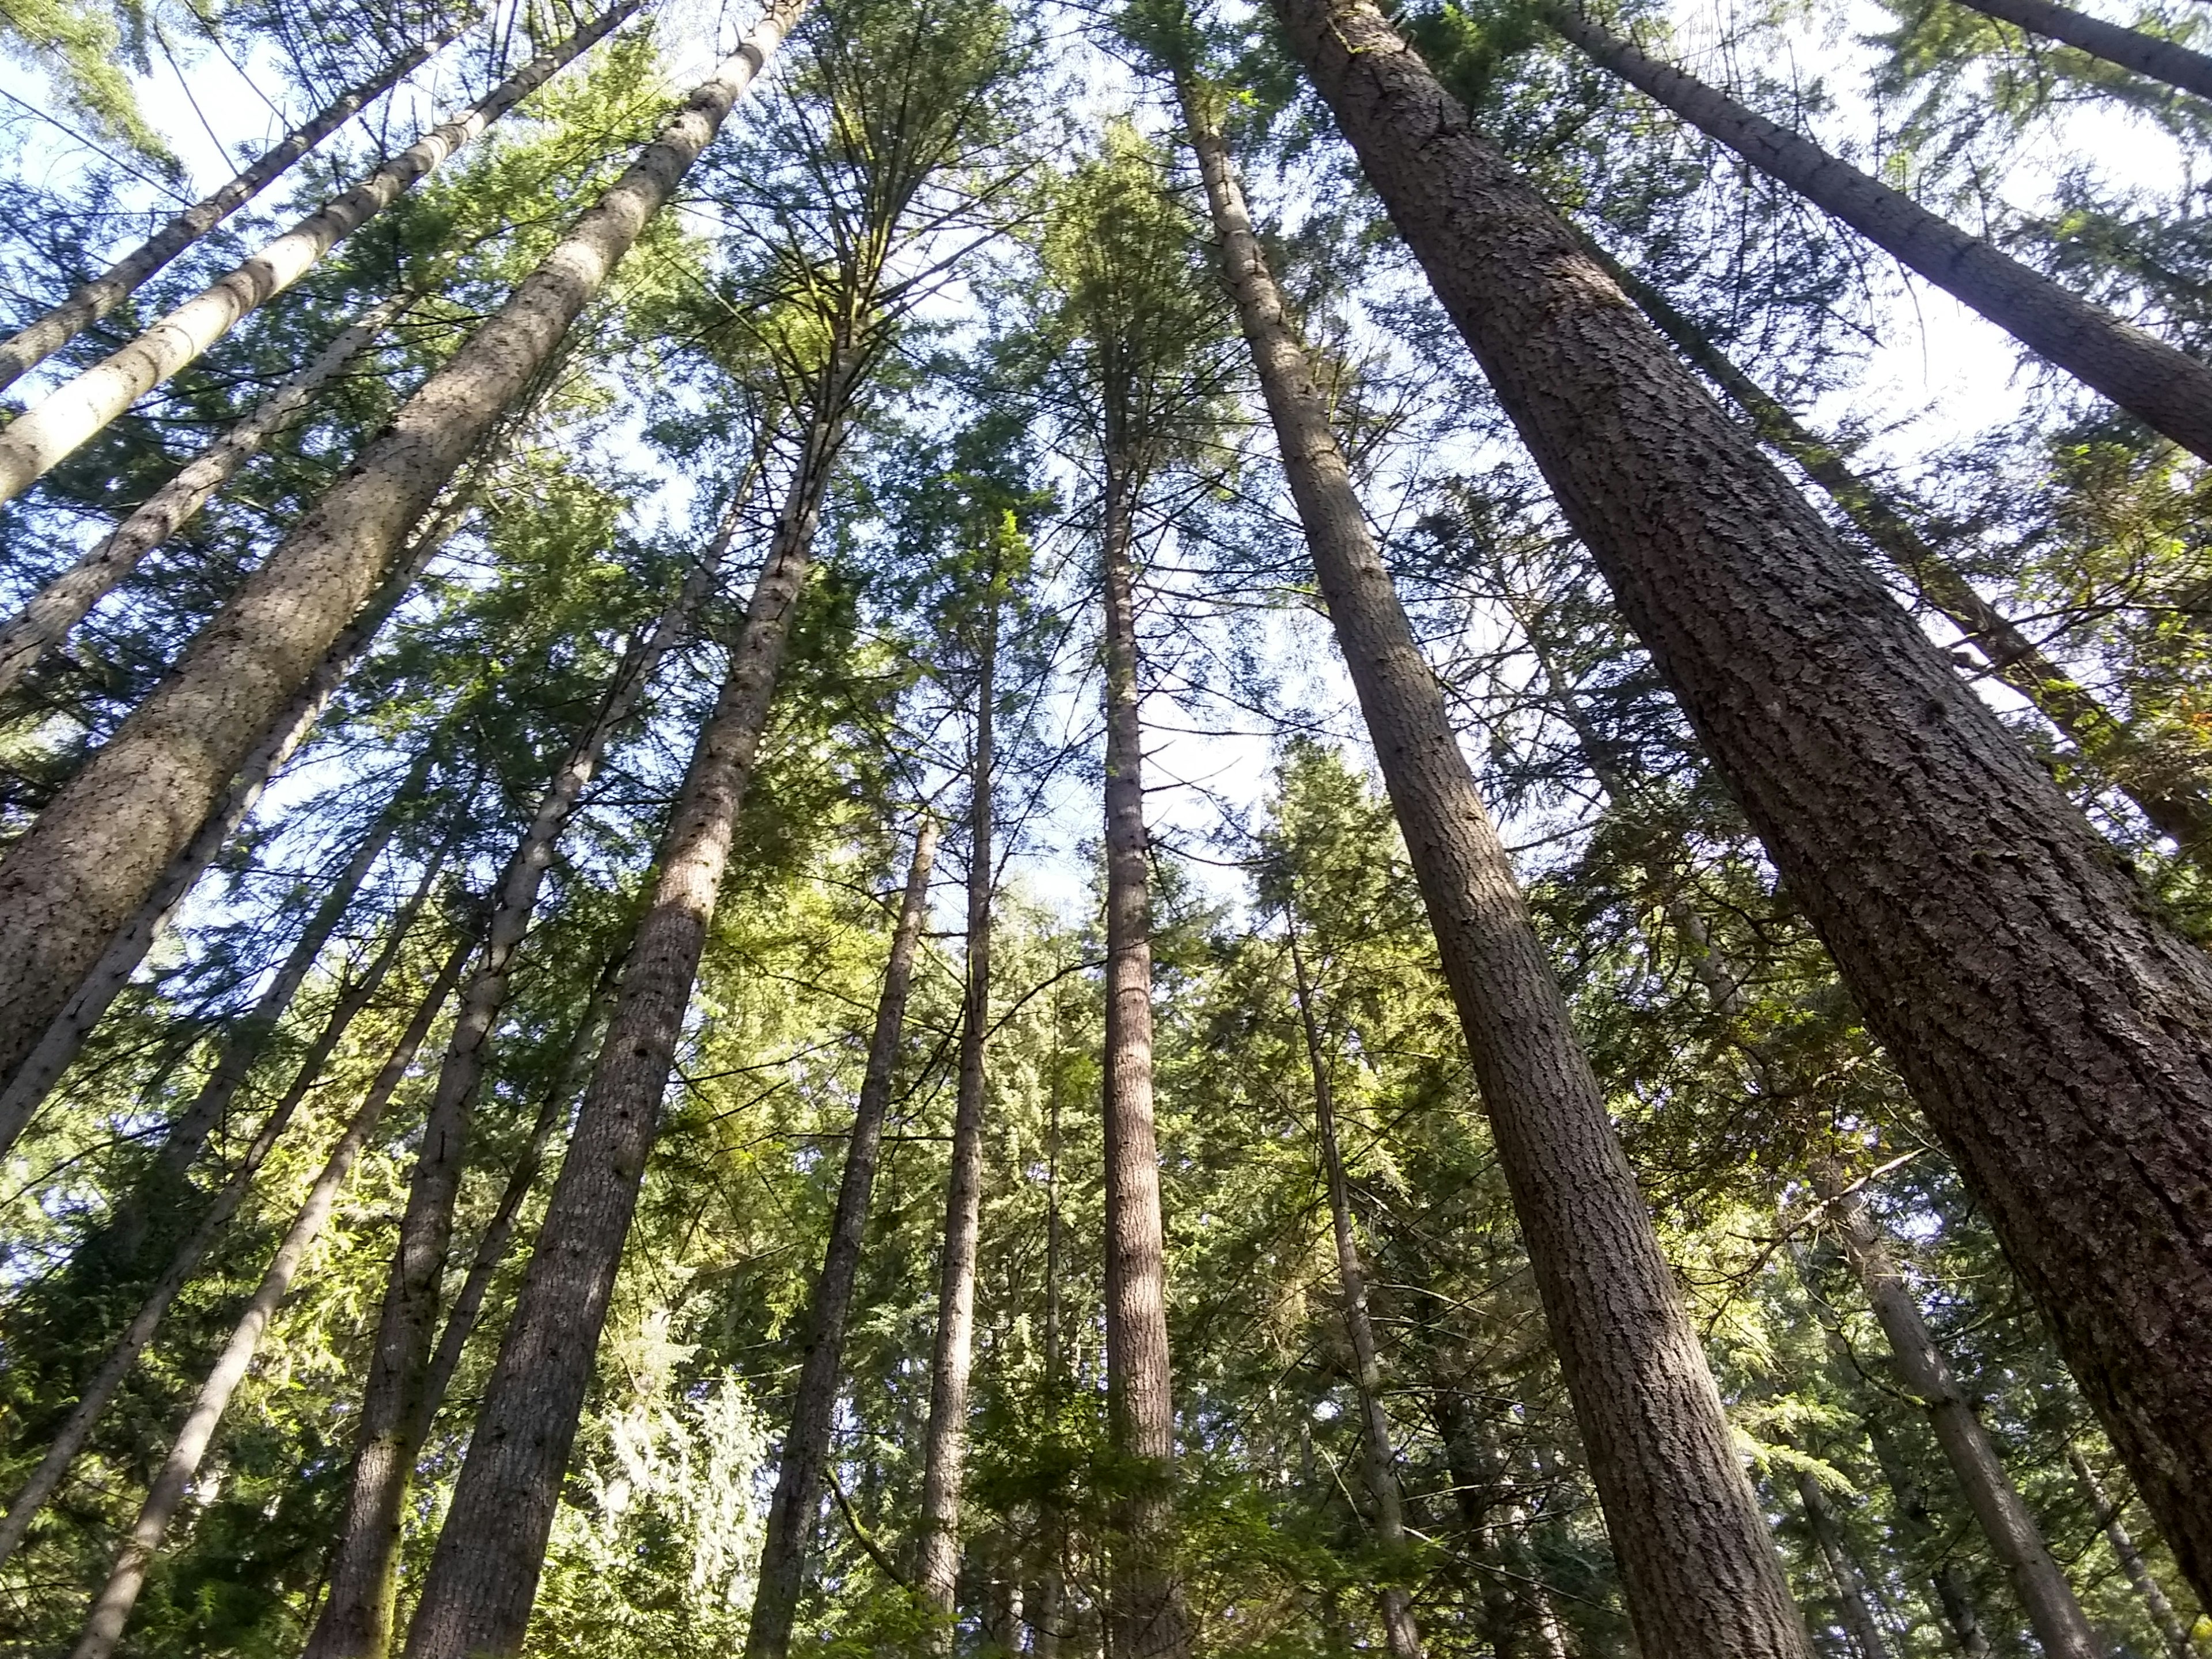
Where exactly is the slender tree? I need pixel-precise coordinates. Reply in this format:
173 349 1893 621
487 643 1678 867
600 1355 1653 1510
1791 1458 1895 1659
1948 0 2212 101
2068 1449 2207 1659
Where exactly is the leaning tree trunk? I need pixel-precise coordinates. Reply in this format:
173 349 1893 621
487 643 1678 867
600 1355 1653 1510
1098 454 1190 1659
1951 0 2212 100
2067 1449 2206 1659
65 927 475 1659
304 444 770 1659
1792 1460 1895 1659
0 2 638 505
745 818 940 1659
0 24 460 391
0 290 411 698
915 600 999 1633
0 487 471 1157
397 350 842 1659
1275 0 2212 1603
1540 5 2212 463
0 0 804 1084
0 852 448 1572
1590 240 2212 871
1816 1168 2103 1659
1179 75 1808 1658
1286 926 1425 1659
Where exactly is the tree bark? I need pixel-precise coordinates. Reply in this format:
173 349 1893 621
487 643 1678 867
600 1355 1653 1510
0 851 448 1571
2068 1448 2206 1659
1033 995 1067 1659
0 0 800 1084
1816 1169 2102 1659
1180 73 1807 1659
916 600 998 1631
397 340 841 1659
1793 1462 1894 1659
0 291 410 698
64 926 475 1659
305 447 768 1659
1098 454 1190 1659
0 25 459 392
1275 0 2212 1604
1286 926 1424 1659
745 817 940 1659
1592 240 2212 872
0 3 637 505
1951 0 2212 101
0 487 470 1157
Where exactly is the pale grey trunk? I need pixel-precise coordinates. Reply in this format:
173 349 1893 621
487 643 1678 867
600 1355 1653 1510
1793 1464 1894 1659
745 818 940 1659
0 293 410 697
305 440 768 1659
399 332 839 1659
1952 0 2212 100
916 604 998 1628
2068 1449 2205 1659
65 927 475 1659
0 26 459 391
1817 1171 2102 1659
1286 927 1424 1659
0 0 796 1082
1180 76 1806 1659
0 3 638 504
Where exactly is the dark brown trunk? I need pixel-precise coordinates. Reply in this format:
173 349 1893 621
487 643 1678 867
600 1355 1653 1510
397 357 840 1659
0 27 457 391
1181 73 1806 1658
1792 1463 1894 1659
305 448 767 1659
1952 0 2212 100
745 817 940 1659
0 0 801 1081
916 601 998 1627
2067 1449 2205 1659
1546 6 2212 462
1099 455 1190 1659
1277 0 2212 1602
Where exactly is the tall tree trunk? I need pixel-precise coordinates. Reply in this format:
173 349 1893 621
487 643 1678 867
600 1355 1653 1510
0 25 460 391
2068 1449 2206 1659
397 349 843 1659
916 600 999 1631
1590 240 2212 870
1793 1462 1895 1659
0 0 804 1084
745 817 940 1659
65 927 475 1659
0 3 638 505
305 445 770 1659
1179 74 1807 1659
0 853 449 1571
1098 454 1189 1659
1286 926 1425 1659
1542 5 2212 463
0 487 470 1155
0 291 410 698
1033 997 1067 1659
1950 0 2212 100
1274 0 2212 1602
1815 1168 2102 1659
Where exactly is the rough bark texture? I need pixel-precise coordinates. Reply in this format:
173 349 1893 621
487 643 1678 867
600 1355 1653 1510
0 0 790 1085
66 928 474 1659
305 455 764 1659
0 4 636 505
0 293 408 698
1278 0 2212 1603
1544 7 2212 462
1595 243 2212 871
398 352 835 1659
1794 1464 1893 1659
0 27 455 392
1184 77 1806 1659
1287 929 1424 1659
2068 1449 2204 1659
1952 0 2212 99
745 819 939 1659
1099 460 1190 1659
915 611 997 1630
1818 1171 2101 1659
